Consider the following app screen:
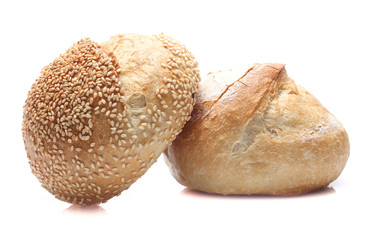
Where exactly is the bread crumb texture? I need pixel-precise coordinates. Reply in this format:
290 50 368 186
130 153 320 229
22 34 200 204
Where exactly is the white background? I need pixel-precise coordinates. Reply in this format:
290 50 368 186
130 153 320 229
1 0 369 239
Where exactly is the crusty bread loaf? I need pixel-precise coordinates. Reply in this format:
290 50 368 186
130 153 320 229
164 63 349 195
22 34 200 204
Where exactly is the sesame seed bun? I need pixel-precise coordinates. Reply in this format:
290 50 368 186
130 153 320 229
164 63 349 195
22 34 200 204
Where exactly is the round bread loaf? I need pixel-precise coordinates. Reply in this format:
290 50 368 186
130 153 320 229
164 63 349 195
22 34 200 204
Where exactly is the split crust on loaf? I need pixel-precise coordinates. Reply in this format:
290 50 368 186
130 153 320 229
164 63 350 195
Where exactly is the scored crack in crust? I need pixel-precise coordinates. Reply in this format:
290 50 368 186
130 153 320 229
164 63 350 195
22 34 200 204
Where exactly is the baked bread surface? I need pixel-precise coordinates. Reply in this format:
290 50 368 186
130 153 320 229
164 63 349 195
22 34 200 204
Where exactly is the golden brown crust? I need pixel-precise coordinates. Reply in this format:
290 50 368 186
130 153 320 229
164 63 350 195
23 34 200 204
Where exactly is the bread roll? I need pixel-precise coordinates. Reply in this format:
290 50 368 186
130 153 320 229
164 63 349 195
22 34 200 204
